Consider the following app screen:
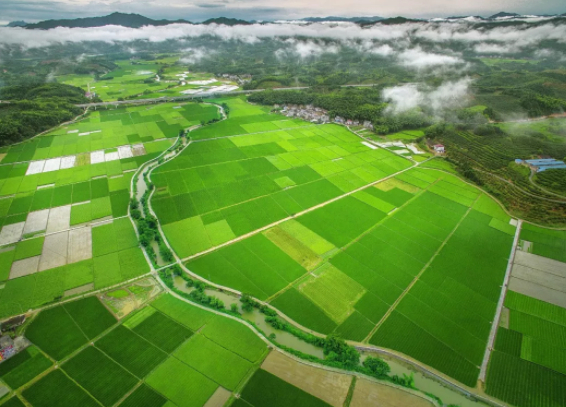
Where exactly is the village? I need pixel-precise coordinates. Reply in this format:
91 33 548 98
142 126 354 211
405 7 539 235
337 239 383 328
277 104 375 130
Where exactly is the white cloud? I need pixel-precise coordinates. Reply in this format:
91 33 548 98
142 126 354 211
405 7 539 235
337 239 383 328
285 39 340 58
397 47 464 70
382 84 423 113
179 47 214 64
383 78 472 114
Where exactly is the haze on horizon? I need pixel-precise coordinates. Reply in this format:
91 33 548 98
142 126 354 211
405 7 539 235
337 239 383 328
1 0 565 25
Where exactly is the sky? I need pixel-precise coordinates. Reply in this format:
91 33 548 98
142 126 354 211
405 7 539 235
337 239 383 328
0 0 565 25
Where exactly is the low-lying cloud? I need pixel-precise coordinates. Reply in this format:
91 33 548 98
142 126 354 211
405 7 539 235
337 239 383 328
383 78 473 114
1 20 565 53
396 47 464 69
179 47 214 64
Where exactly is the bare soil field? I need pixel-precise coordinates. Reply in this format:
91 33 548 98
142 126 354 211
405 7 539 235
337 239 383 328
261 351 352 407
203 387 231 407
350 378 435 407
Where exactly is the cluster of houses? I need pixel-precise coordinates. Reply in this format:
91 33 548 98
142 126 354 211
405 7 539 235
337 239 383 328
278 104 374 130
217 73 252 85
0 315 26 362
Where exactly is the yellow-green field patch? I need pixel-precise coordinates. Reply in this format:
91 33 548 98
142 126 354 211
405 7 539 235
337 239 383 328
299 263 366 324
352 191 395 214
279 220 334 256
274 176 296 189
204 220 236 246
264 227 321 271
375 178 420 194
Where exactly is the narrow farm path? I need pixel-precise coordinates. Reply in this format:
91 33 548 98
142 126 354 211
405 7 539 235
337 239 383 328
478 219 523 384
528 169 566 200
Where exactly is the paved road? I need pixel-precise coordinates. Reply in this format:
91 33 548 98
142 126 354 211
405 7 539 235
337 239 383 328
479 220 523 383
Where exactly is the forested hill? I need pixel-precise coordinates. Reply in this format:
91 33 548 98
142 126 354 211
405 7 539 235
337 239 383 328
0 83 89 146
24 12 191 29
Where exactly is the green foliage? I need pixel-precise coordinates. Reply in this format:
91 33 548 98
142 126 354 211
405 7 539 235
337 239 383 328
363 356 391 377
0 83 88 146
323 334 360 368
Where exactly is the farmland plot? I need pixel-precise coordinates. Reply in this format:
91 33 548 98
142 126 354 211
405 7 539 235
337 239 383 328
237 369 332 407
175 151 514 386
0 101 217 319
154 114 411 258
486 289 566 407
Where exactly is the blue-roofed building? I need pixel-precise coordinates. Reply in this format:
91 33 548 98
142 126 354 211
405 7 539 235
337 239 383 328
521 158 566 172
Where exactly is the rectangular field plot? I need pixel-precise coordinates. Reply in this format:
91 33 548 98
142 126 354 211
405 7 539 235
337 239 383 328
199 316 267 363
260 351 352 407
96 325 167 378
520 224 566 263
270 288 337 334
486 350 566 407
174 334 253 390
146 357 218 407
372 209 514 385
238 369 332 407
187 234 306 300
63 346 138 407
371 312 480 386
0 346 52 390
486 234 566 407
131 310 193 353
150 294 214 331
24 306 88 361
298 264 366 324
117 384 168 407
22 369 99 407
63 296 116 339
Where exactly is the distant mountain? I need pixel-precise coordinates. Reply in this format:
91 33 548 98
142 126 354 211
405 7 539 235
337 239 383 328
376 17 422 25
24 12 191 29
302 16 384 23
488 12 520 19
202 17 251 26
7 21 27 27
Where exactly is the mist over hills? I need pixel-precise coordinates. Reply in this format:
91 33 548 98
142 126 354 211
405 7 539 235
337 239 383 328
8 10 566 29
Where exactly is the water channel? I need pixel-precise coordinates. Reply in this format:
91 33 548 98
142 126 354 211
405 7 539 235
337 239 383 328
172 276 489 407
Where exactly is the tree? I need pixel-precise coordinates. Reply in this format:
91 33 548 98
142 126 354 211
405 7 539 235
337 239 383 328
363 357 390 377
240 293 256 312
323 334 360 368
230 303 239 313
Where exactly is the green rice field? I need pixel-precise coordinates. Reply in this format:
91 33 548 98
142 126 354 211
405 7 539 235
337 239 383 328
486 291 566 407
25 296 116 360
57 58 236 102
236 369 331 407
0 100 219 318
143 98 520 387
153 100 411 259
14 292 272 407
519 223 566 263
